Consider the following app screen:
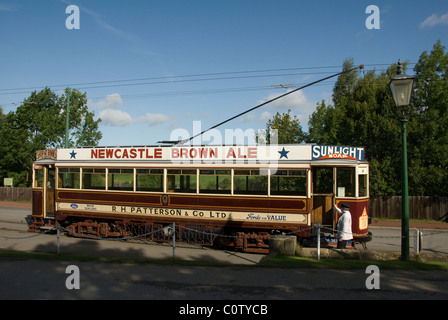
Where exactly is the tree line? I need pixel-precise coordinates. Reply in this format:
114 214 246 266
1 40 447 196
0 88 102 186
261 40 447 197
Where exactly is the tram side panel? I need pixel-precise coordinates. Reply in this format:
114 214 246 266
54 190 312 235
334 198 370 238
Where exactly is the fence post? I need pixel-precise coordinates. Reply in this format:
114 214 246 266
316 224 321 261
172 222 176 258
414 228 422 254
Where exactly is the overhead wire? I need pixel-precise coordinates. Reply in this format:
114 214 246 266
1 63 419 107
0 65 346 93
0 63 413 94
164 65 365 145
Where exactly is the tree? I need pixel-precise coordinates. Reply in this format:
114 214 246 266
257 110 307 144
307 100 340 145
307 40 448 197
308 60 405 196
0 87 102 186
408 40 448 196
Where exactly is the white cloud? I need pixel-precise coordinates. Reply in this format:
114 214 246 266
259 90 316 124
99 109 133 126
136 113 170 126
240 111 273 123
259 111 272 121
239 113 256 123
93 93 170 127
96 93 123 109
420 13 448 28
99 109 170 127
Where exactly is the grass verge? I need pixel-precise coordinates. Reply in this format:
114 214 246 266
1 248 447 270
259 254 448 270
0 249 232 267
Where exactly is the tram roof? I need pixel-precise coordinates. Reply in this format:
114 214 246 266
35 144 366 164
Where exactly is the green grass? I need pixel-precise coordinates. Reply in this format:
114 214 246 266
258 254 448 270
1 248 447 270
0 249 233 267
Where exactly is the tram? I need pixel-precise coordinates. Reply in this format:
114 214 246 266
29 144 370 252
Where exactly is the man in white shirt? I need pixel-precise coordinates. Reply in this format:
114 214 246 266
334 202 353 249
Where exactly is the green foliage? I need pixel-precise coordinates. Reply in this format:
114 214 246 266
0 87 102 186
257 110 307 144
408 40 448 196
262 41 447 197
307 41 448 197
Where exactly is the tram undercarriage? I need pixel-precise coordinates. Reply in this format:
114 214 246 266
49 216 278 254
29 211 372 253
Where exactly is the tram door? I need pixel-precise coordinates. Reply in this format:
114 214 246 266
44 165 56 217
312 167 334 227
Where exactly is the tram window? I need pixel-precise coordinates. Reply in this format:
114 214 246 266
136 168 163 192
58 168 80 189
108 168 134 191
33 167 44 188
167 169 197 193
199 169 231 194
358 174 368 197
270 169 307 196
234 169 268 195
337 168 355 197
82 168 106 190
313 167 333 194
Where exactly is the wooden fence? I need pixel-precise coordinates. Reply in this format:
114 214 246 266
0 187 447 221
370 196 448 221
0 187 32 202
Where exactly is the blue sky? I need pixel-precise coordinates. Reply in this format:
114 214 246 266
1 0 447 146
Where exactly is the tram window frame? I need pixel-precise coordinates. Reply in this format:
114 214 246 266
58 168 80 189
82 168 106 190
33 167 44 188
108 168 134 191
312 167 333 195
336 167 355 197
199 169 231 194
167 169 197 193
270 169 307 196
136 168 163 192
358 173 368 197
233 169 268 195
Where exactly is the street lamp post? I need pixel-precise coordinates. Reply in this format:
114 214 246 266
389 60 415 261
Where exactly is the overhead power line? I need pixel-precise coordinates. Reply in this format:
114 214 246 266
0 63 413 95
158 65 365 145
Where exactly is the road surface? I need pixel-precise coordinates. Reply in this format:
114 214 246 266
0 203 447 302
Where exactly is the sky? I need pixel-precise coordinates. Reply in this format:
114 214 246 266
1 0 447 147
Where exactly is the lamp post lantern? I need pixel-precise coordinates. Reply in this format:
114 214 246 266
389 60 415 261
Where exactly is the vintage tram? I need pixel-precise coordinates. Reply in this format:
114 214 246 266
29 144 370 253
